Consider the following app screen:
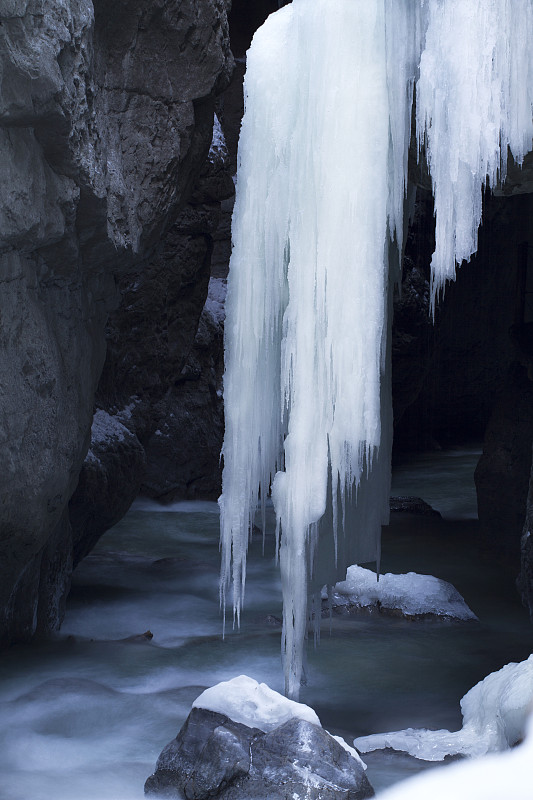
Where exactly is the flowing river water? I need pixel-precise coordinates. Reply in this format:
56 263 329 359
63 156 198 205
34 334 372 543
1 447 532 799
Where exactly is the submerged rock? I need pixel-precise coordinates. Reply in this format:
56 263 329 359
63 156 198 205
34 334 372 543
145 681 374 800
389 496 441 517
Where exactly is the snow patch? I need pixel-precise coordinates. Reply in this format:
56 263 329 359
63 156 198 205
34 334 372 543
90 410 128 445
85 409 134 465
192 675 320 732
203 277 227 325
209 114 227 160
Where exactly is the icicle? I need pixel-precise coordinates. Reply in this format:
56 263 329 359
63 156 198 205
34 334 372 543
220 0 421 699
416 0 533 311
220 0 533 700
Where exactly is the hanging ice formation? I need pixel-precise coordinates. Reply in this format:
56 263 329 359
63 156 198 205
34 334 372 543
219 0 533 699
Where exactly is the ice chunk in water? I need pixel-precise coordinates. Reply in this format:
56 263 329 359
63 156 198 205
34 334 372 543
354 655 533 761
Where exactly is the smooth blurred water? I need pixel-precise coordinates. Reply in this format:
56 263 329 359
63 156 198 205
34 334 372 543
0 450 532 799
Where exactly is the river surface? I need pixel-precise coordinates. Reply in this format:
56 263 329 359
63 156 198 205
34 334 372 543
1 448 532 799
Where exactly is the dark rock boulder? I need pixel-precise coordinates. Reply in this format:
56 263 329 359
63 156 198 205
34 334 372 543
145 707 374 800
0 0 232 645
389 496 441 517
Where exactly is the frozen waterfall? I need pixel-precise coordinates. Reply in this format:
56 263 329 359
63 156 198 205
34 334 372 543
219 0 533 699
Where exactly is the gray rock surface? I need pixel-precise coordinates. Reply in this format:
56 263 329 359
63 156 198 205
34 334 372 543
93 124 231 506
145 707 374 800
0 0 232 644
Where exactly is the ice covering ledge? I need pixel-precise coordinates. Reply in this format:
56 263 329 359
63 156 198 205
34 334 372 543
375 715 533 800
354 654 533 761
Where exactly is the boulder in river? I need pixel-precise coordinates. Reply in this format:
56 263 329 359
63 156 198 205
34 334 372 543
145 696 374 800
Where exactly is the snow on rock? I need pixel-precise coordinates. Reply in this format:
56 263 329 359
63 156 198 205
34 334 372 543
354 655 533 762
327 565 477 622
209 113 227 160
203 277 226 325
328 732 368 770
374 715 533 800
85 409 132 465
90 409 129 444
192 675 321 732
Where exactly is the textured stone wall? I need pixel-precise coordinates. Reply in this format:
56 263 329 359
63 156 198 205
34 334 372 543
0 0 232 644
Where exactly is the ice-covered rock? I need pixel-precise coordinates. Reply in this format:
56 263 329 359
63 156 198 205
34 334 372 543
374 715 533 800
326 566 477 622
354 654 533 761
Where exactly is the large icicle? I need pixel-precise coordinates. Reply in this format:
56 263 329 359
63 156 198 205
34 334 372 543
220 0 422 699
417 0 533 310
220 0 533 700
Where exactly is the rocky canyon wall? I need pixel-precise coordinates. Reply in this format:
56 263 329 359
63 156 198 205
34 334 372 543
0 0 232 644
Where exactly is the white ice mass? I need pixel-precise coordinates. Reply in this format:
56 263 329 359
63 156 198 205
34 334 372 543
375 715 533 800
328 565 477 621
354 654 533 761
219 0 533 698
192 675 321 732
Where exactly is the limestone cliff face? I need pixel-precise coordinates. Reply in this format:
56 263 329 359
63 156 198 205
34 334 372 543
0 0 232 644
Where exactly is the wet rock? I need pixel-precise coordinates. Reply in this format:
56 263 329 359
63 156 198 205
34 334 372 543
145 707 374 800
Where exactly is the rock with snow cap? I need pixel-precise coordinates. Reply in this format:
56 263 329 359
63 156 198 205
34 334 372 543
145 676 374 800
